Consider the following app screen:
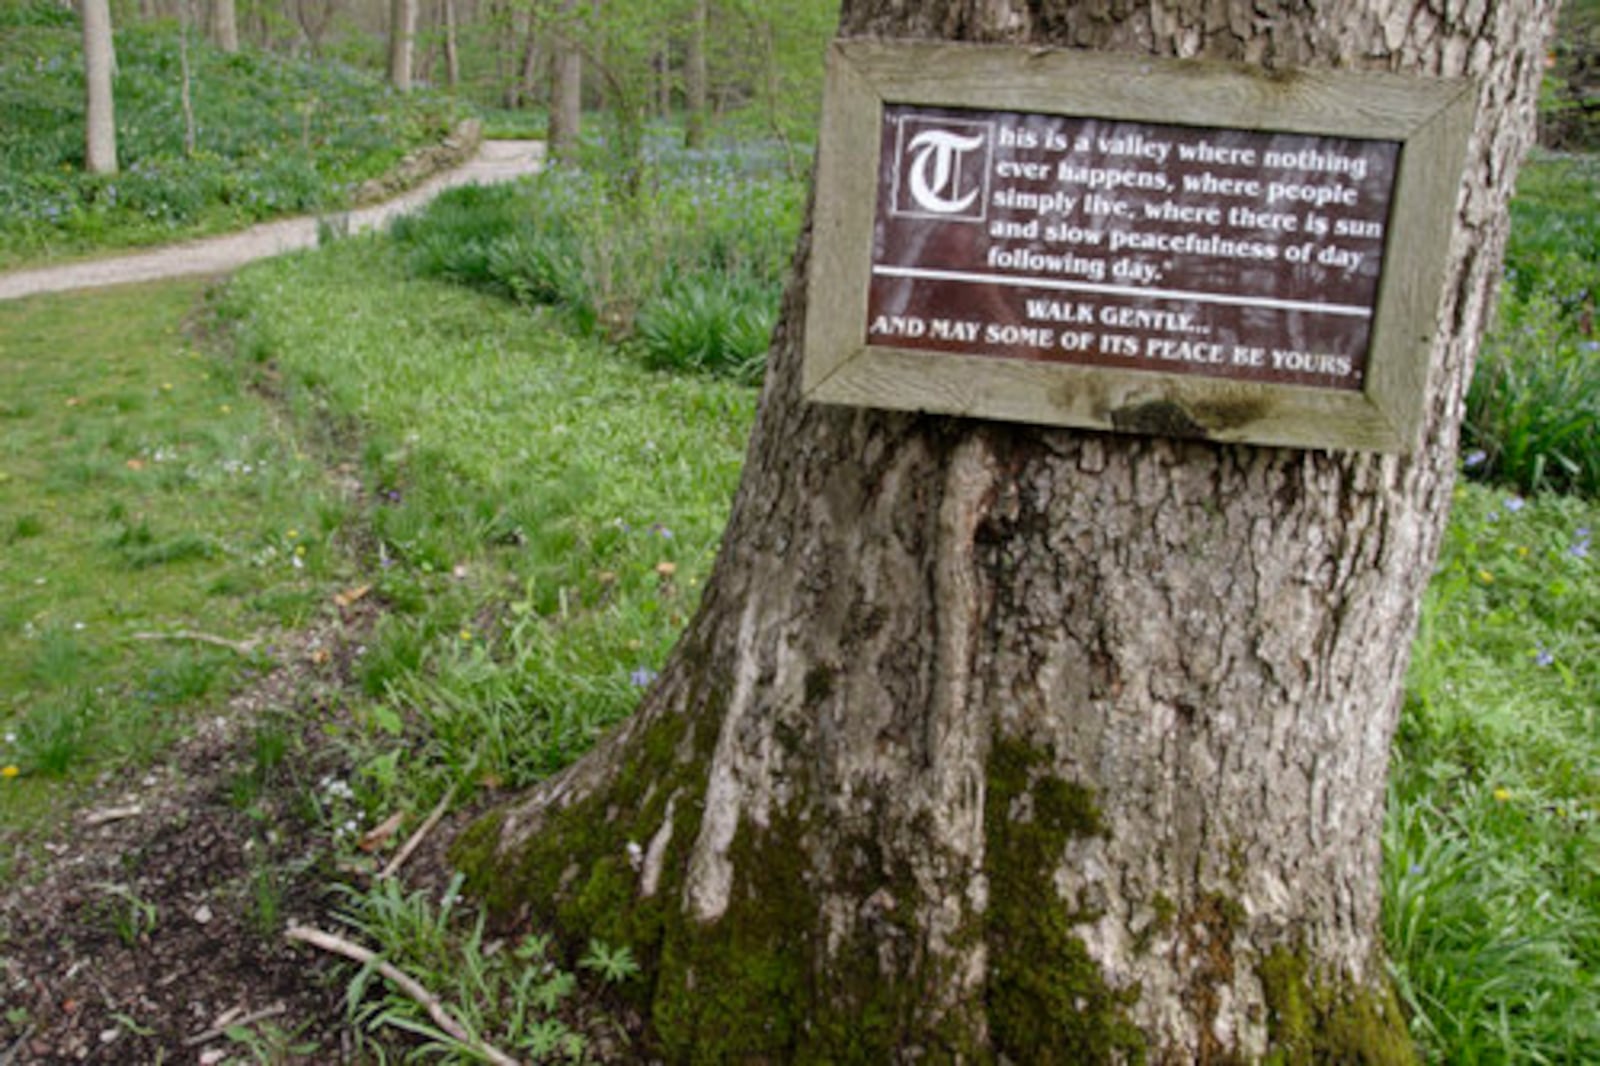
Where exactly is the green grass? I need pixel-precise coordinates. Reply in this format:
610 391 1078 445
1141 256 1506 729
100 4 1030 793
1 130 1594 1059
1462 153 1600 498
0 279 348 829
214 237 753 796
0 3 464 268
1387 484 1599 1062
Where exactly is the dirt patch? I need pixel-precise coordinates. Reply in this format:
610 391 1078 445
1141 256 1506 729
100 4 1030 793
0 606 473 1063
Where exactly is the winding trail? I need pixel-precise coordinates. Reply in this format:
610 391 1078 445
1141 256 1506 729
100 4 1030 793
0 139 545 302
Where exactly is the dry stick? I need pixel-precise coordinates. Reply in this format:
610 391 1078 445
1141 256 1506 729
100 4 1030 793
183 1002 289 1047
284 925 519 1066
379 783 457 881
131 630 257 656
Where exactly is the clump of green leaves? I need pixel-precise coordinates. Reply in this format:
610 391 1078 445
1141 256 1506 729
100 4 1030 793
390 134 801 379
332 875 625 1062
1462 154 1599 497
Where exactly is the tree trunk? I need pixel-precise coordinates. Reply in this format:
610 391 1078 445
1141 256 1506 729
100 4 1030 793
388 0 416 90
441 0 459 91
82 0 117 175
456 0 1558 1059
683 0 707 148
546 0 582 162
212 0 239 52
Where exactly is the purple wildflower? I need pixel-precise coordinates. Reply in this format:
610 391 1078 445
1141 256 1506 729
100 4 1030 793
629 667 659 688
1463 449 1487 468
1504 496 1525 513
1534 646 1555 668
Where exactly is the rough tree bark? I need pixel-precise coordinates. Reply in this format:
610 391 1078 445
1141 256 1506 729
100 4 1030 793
82 0 118 175
456 0 1558 1059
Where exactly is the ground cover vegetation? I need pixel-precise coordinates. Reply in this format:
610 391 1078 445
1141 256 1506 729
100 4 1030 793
3 140 1594 1058
1 0 1595 1055
0 1 464 268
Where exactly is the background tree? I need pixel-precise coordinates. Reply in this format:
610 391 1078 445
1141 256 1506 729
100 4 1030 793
211 0 240 52
682 0 706 147
388 0 416 88
454 0 1562 1059
546 0 582 160
82 0 117 174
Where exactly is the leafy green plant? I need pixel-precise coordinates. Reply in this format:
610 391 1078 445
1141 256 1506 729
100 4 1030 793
1463 297 1599 496
636 276 776 382
331 876 613 1062
391 138 804 348
1462 154 1599 497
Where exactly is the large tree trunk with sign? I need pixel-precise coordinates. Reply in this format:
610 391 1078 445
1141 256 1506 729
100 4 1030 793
454 0 1556 1059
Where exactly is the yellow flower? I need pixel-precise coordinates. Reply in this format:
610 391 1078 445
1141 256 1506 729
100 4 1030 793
287 529 299 539
459 629 473 642
1 765 18 779
1478 569 1495 584
1516 546 1529 558
293 545 306 557
1493 787 1512 802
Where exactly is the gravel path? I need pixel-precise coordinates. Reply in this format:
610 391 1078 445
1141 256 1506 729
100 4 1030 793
0 139 545 302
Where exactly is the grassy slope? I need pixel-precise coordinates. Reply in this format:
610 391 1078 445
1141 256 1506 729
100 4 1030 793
0 177 1593 1061
0 5 462 269
0 279 348 838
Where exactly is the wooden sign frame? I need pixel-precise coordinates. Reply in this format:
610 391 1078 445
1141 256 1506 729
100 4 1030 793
801 40 1477 453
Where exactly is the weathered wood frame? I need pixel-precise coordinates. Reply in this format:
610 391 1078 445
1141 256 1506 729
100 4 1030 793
802 40 1477 452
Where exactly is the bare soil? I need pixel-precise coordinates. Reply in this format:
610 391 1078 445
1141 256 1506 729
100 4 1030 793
0 605 480 1064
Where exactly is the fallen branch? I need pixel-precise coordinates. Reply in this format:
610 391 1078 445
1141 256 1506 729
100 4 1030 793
183 1002 288 1047
379 783 457 881
130 630 258 656
284 925 519 1066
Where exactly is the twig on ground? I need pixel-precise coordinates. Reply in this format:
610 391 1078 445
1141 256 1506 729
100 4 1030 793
379 783 457 881
183 1002 288 1047
131 630 258 656
284 924 519 1066
83 805 143 827
1 1025 37 1066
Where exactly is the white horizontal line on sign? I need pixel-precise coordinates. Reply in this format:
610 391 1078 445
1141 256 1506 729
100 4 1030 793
870 265 1375 318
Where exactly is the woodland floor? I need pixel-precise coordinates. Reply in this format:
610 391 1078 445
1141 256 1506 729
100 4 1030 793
0 604 491 1063
0 140 548 1065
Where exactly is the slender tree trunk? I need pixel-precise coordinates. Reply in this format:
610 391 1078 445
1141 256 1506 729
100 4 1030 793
457 0 1559 1059
442 0 459 91
82 0 117 175
388 0 416 90
178 0 197 155
212 0 239 52
683 0 707 148
546 0 582 162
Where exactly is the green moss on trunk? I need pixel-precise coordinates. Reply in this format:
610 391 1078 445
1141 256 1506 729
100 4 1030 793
1259 949 1416 1065
984 737 1145 1064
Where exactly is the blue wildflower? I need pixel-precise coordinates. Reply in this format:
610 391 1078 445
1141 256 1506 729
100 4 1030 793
629 667 659 688
1534 646 1555 667
1463 449 1487 468
1504 496 1525 513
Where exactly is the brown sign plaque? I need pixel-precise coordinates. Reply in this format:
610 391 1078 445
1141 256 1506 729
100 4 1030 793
870 108 1400 390
804 41 1477 452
